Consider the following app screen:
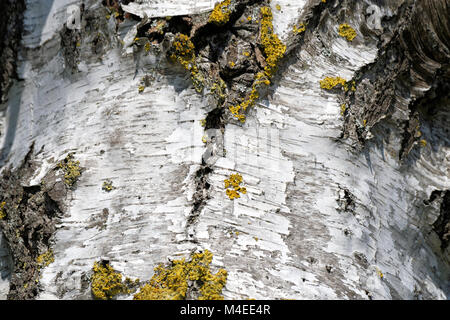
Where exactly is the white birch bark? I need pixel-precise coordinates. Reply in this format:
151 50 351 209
0 0 448 300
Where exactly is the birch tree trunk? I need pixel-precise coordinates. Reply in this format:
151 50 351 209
0 0 448 300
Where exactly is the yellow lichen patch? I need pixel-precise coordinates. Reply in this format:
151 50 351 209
376 268 384 279
91 261 128 300
293 23 306 34
420 139 427 147
57 153 82 187
138 85 145 93
275 4 281 11
170 33 203 93
340 103 346 116
36 250 54 269
338 23 357 41
210 78 227 101
0 201 6 220
200 119 207 127
102 180 115 192
208 0 232 25
133 250 227 300
224 173 247 200
260 6 286 78
319 76 349 91
229 7 285 122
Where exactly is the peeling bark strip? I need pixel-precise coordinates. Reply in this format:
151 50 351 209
0 0 26 103
341 0 450 158
0 146 68 299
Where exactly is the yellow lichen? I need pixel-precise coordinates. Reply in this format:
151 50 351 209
338 23 357 41
144 42 151 52
224 173 247 200
319 76 349 91
36 250 54 269
133 250 227 300
57 153 82 187
420 139 427 147
260 6 286 78
91 261 128 300
275 4 281 11
0 201 6 220
293 23 306 34
229 7 285 122
340 103 346 116
102 180 115 192
138 85 145 93
210 78 227 102
170 33 204 93
208 0 232 25
376 268 384 279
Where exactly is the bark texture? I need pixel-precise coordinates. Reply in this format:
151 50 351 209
0 0 449 300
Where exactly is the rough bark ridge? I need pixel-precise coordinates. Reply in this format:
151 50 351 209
0 145 67 299
341 0 450 161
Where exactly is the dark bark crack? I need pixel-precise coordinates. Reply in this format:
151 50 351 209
0 0 26 104
339 0 450 161
0 145 70 299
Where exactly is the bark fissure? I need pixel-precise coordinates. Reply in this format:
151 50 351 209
0 145 69 299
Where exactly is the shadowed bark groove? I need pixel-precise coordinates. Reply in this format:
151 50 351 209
0 0 26 104
0 145 69 299
340 0 450 160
